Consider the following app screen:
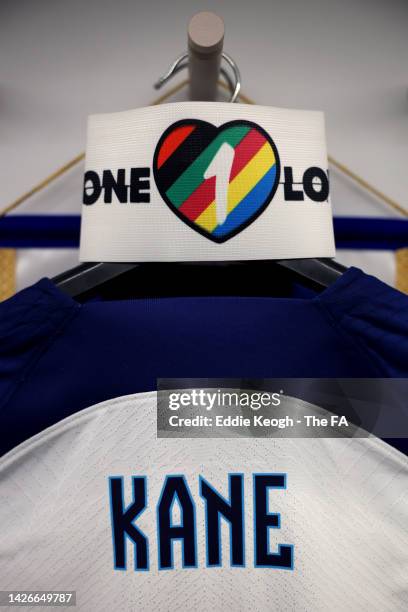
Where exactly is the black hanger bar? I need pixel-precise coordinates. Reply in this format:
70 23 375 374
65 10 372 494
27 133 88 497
275 258 346 287
53 258 347 301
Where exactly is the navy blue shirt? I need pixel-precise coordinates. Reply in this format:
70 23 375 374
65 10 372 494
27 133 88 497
0 267 407 456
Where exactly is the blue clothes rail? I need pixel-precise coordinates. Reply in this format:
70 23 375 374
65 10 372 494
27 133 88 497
0 215 407 250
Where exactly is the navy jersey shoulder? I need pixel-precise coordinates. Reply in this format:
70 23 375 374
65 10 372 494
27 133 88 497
0 267 407 455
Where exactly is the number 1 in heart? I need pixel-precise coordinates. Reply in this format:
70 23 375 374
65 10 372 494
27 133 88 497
204 142 235 226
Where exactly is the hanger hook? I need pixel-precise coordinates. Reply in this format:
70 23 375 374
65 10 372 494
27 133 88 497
154 52 241 103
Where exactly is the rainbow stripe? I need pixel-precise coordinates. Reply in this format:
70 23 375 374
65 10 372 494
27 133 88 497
159 124 277 238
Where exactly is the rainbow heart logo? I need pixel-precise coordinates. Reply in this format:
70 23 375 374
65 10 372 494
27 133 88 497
153 120 280 243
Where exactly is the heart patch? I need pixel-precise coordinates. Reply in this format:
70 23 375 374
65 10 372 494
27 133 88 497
153 119 280 243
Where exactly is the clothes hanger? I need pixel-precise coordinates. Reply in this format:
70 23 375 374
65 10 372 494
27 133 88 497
53 259 346 301
53 11 347 301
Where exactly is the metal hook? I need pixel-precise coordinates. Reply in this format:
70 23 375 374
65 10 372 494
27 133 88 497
154 52 241 103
